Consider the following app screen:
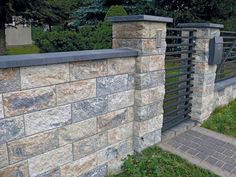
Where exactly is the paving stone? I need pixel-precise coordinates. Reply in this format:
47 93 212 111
222 164 235 172
179 145 190 152
72 97 108 123
187 148 199 156
187 130 203 138
212 152 226 160
205 156 218 165
196 152 208 161
222 149 235 157
223 157 235 164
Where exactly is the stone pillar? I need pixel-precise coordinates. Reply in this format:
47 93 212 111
109 15 173 152
178 23 224 122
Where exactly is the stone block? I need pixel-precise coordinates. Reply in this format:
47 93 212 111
56 79 96 105
192 85 214 97
97 74 130 96
79 163 108 177
0 144 8 168
0 116 24 144
0 68 20 94
8 129 59 164
133 129 161 152
193 73 216 86
21 64 69 89
97 138 133 165
3 86 56 117
195 28 220 39
97 108 133 132
28 144 72 177
73 132 108 160
108 57 135 75
0 95 3 119
108 90 134 112
135 86 165 106
59 118 97 146
194 61 217 74
135 56 150 73
134 115 163 137
135 70 165 90
70 60 107 81
61 153 97 177
72 97 108 123
195 38 210 52
0 161 29 177
25 105 71 135
108 122 133 144
36 167 60 177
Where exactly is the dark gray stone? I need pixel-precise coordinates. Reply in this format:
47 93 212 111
108 15 173 23
134 102 159 121
205 157 218 165
222 164 235 172
0 49 138 69
36 168 60 177
215 77 236 91
178 23 224 29
80 164 108 177
97 75 129 96
72 97 108 123
0 117 24 144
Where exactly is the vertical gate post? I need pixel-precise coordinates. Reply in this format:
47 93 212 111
109 15 173 152
178 23 224 122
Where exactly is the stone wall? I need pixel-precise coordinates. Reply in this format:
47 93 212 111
0 56 136 177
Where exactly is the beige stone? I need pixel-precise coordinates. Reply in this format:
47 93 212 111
25 105 71 135
134 116 163 137
56 79 96 105
0 161 29 177
21 64 69 89
0 144 8 168
135 86 165 106
108 57 135 75
70 60 107 81
108 90 134 111
8 130 59 164
0 95 3 119
97 108 133 132
3 86 56 117
61 153 97 177
59 118 97 146
28 144 72 177
108 122 133 144
149 55 165 71
135 56 150 73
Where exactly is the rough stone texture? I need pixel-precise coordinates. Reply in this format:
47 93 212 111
28 144 72 177
70 60 107 81
61 153 97 177
0 144 8 168
21 64 69 89
108 90 134 111
0 161 29 177
0 68 20 94
79 163 108 177
25 105 71 135
108 57 135 75
0 116 24 144
72 97 108 123
59 118 97 146
8 130 59 164
35 168 60 177
0 95 3 119
3 86 56 117
97 107 133 132
56 79 96 105
73 132 108 160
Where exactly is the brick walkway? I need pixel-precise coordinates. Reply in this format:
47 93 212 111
159 126 236 177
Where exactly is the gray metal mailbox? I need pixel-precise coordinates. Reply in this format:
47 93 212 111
209 36 224 65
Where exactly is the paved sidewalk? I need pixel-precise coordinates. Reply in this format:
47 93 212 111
159 126 236 177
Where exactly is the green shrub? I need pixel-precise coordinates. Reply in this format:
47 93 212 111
105 5 128 19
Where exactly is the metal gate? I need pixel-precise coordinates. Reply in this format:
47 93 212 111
162 28 196 132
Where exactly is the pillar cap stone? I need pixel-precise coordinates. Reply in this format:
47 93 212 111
178 23 224 29
108 15 173 23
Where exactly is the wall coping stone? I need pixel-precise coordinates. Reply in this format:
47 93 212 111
108 15 173 23
0 48 138 68
178 23 224 29
215 77 236 91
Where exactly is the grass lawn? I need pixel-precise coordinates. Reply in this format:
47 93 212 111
202 99 236 138
6 44 40 55
112 146 218 177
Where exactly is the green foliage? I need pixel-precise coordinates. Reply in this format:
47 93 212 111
113 146 218 177
105 5 128 19
202 99 236 138
6 45 40 55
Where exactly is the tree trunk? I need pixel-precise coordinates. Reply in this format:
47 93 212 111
0 15 6 55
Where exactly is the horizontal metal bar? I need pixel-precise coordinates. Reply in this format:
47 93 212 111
166 71 194 79
164 105 192 117
164 109 191 124
166 84 193 94
166 64 194 72
167 43 195 47
165 78 193 87
166 36 196 39
222 36 236 39
221 30 236 34
166 50 195 56
164 97 192 110
164 91 193 102
162 115 191 132
167 28 197 32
